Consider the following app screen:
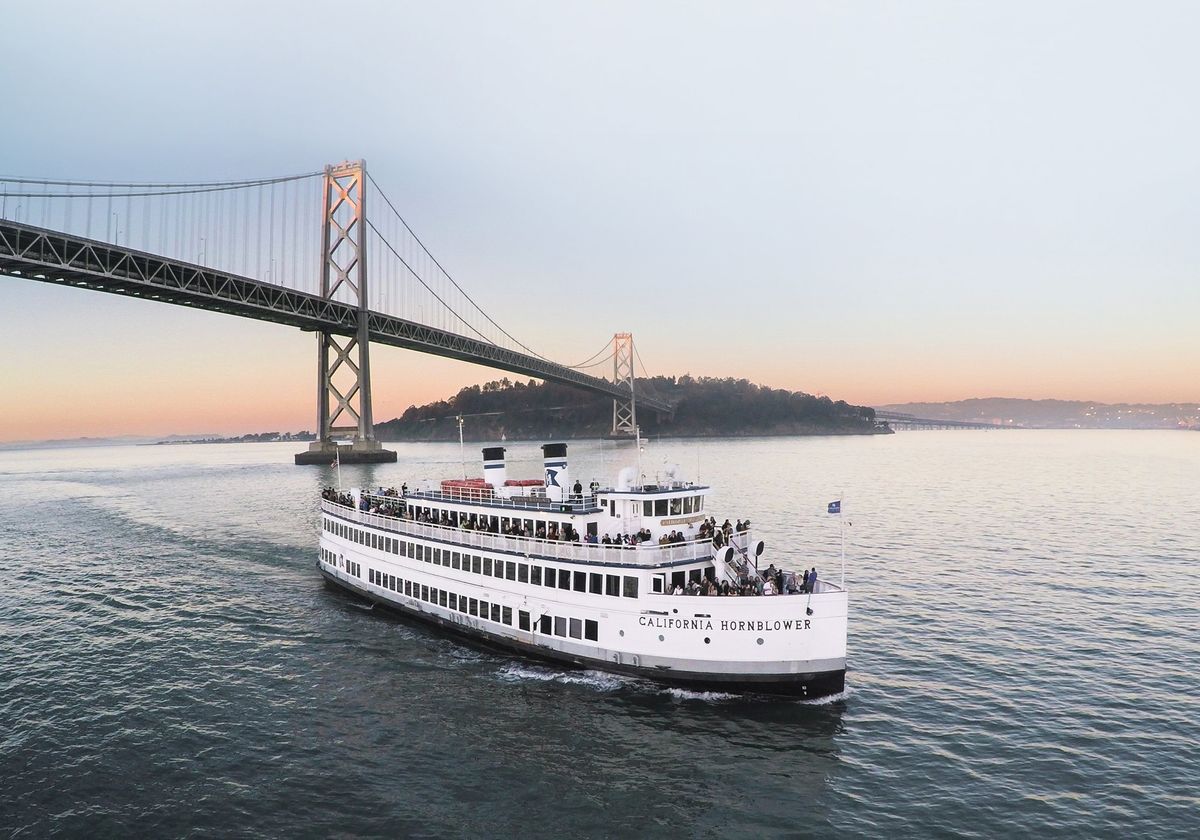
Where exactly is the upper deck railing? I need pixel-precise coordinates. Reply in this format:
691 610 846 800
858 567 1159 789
399 487 603 514
396 482 710 513
322 498 718 567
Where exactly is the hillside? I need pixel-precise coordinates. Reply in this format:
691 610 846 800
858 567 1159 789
377 376 886 441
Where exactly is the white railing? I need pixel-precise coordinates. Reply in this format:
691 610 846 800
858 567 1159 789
392 488 604 512
322 498 716 567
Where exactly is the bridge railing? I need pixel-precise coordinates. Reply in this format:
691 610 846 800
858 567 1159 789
321 498 716 566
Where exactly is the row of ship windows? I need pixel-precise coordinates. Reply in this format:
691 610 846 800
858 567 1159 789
362 564 600 642
634 495 704 518
325 517 640 598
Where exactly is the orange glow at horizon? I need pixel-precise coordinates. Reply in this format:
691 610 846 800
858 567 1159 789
4 330 1195 442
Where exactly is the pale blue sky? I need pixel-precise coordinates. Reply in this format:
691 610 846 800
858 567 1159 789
1 1 1197 439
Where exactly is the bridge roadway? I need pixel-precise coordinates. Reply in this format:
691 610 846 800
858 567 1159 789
875 411 1007 430
0 219 670 413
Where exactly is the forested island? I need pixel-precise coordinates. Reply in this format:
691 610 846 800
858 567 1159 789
375 376 887 441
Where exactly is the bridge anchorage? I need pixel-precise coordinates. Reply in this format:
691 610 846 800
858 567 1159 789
0 159 674 463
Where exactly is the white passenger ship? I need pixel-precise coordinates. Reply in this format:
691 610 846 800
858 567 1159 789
317 443 848 699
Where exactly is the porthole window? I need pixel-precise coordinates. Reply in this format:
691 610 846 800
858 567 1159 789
756 638 764 646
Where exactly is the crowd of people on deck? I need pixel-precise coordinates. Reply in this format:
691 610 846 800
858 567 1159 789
321 488 357 508
698 517 752 547
321 486 821 596
596 529 653 546
670 564 820 597
322 488 763 552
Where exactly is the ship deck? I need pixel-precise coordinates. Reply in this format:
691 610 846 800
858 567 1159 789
321 496 845 596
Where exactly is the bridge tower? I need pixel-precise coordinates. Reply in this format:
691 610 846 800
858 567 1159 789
610 332 638 438
296 160 396 465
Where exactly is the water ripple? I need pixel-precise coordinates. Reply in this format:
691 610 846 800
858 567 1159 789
1 433 1197 838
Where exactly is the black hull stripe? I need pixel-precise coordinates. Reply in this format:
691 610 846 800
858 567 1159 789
319 565 846 700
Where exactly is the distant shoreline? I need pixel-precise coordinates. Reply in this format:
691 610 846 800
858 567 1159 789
6 426 1200 452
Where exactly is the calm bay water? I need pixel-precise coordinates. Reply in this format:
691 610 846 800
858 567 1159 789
1 431 1197 838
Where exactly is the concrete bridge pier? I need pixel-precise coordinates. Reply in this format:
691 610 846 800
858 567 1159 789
296 437 395 465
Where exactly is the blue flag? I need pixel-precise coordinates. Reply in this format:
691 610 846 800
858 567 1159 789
827 500 841 514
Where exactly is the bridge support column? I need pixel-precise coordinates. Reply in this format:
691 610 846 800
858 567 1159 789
609 332 638 439
296 160 396 465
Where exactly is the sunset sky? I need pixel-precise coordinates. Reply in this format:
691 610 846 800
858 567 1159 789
2 1 1197 441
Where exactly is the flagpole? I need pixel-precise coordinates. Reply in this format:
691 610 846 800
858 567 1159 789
336 445 342 491
840 492 846 587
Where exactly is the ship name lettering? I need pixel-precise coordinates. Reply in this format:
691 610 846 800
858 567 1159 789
639 616 714 631
637 616 811 632
718 619 812 632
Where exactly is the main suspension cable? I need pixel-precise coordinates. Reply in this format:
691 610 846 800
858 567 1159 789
0 172 321 188
367 172 547 360
367 219 495 345
0 172 321 199
565 339 616 369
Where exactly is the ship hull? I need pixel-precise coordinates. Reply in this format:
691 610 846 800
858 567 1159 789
319 563 846 700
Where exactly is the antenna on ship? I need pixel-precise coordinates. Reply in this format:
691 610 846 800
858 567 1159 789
635 424 644 485
457 415 467 480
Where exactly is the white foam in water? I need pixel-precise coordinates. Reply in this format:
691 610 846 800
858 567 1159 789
665 683 854 704
497 664 628 692
798 685 853 705
444 646 487 664
662 687 742 702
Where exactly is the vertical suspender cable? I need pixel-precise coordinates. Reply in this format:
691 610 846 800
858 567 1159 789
280 179 289 287
201 188 209 263
242 187 250 277
213 188 222 268
269 181 277 283
141 189 150 251
256 184 263 279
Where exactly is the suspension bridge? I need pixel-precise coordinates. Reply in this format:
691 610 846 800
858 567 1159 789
0 161 671 463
